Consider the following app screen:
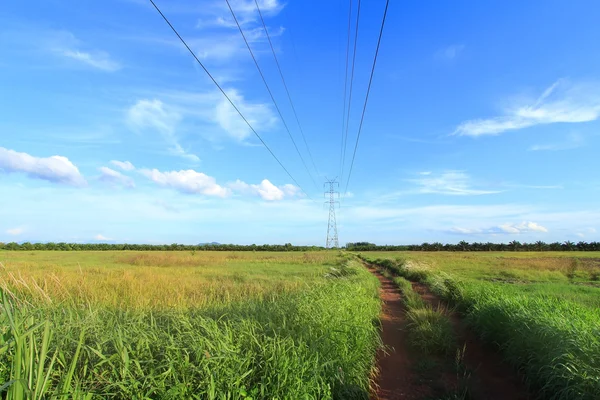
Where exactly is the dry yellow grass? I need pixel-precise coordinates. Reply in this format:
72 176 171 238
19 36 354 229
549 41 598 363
0 251 340 309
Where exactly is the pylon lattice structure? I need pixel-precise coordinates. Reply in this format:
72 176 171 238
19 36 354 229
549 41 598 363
325 178 340 248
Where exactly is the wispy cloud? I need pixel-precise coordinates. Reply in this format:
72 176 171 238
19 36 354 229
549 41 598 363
110 160 135 171
455 80 600 136
99 167 135 188
60 49 121 72
0 147 86 187
529 132 584 151
47 31 121 72
188 0 285 63
127 99 199 162
195 0 284 30
449 221 548 235
215 89 277 140
576 227 597 238
435 44 465 61
135 90 276 143
408 170 500 196
6 227 24 236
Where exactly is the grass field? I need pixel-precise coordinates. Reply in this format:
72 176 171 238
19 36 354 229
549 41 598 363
362 251 600 400
0 251 381 399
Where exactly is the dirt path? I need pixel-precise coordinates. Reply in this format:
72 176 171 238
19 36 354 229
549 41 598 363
411 282 530 400
368 267 429 400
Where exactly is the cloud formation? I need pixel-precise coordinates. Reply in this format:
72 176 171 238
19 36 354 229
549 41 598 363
449 221 548 235
99 167 135 188
193 0 285 62
455 80 600 136
140 169 230 197
435 44 465 61
47 31 121 72
127 99 199 162
214 89 277 140
110 160 135 171
0 147 86 186
139 167 299 201
409 170 499 196
94 234 112 241
228 179 300 200
6 227 24 236
529 132 583 151
60 49 121 72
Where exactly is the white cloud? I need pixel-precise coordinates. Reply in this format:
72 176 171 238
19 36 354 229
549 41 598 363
0 147 86 187
94 234 112 241
576 228 597 238
215 89 277 140
228 179 299 201
110 160 135 171
128 99 180 135
46 31 121 72
500 221 548 233
408 170 499 196
170 143 201 163
140 168 230 197
99 167 135 188
6 227 24 236
195 0 284 30
127 99 199 162
131 90 276 144
455 80 600 136
435 44 465 61
449 221 548 235
60 49 121 72
529 132 583 151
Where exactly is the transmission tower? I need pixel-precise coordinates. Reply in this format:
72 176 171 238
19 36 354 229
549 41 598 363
325 178 340 248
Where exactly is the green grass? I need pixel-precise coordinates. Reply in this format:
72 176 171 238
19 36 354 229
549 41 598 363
405 306 455 356
375 262 454 356
0 252 382 399
362 252 600 400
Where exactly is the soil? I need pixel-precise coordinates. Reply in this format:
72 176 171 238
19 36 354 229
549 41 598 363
367 262 531 400
411 282 531 400
367 267 431 400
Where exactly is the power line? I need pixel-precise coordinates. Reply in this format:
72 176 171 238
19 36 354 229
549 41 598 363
254 0 320 179
225 0 319 191
344 0 390 194
339 0 353 180
147 0 312 199
340 0 362 184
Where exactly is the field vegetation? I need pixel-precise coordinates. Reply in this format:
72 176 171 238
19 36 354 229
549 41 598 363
362 251 600 400
0 251 381 399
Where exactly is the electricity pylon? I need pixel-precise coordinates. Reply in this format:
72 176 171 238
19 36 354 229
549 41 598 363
325 178 340 248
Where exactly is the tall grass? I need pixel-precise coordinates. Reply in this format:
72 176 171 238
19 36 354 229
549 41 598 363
0 256 381 399
364 254 600 400
379 264 454 356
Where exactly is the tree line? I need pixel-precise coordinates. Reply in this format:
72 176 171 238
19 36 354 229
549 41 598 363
346 241 600 251
0 242 325 251
1 241 600 252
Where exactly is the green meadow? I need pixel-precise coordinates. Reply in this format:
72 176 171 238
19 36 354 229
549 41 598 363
0 251 381 399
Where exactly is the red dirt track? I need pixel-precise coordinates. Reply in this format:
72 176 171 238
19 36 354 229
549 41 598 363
369 266 530 400
368 267 428 400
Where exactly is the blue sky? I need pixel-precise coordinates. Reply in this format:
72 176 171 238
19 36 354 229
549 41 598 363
1 0 600 245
